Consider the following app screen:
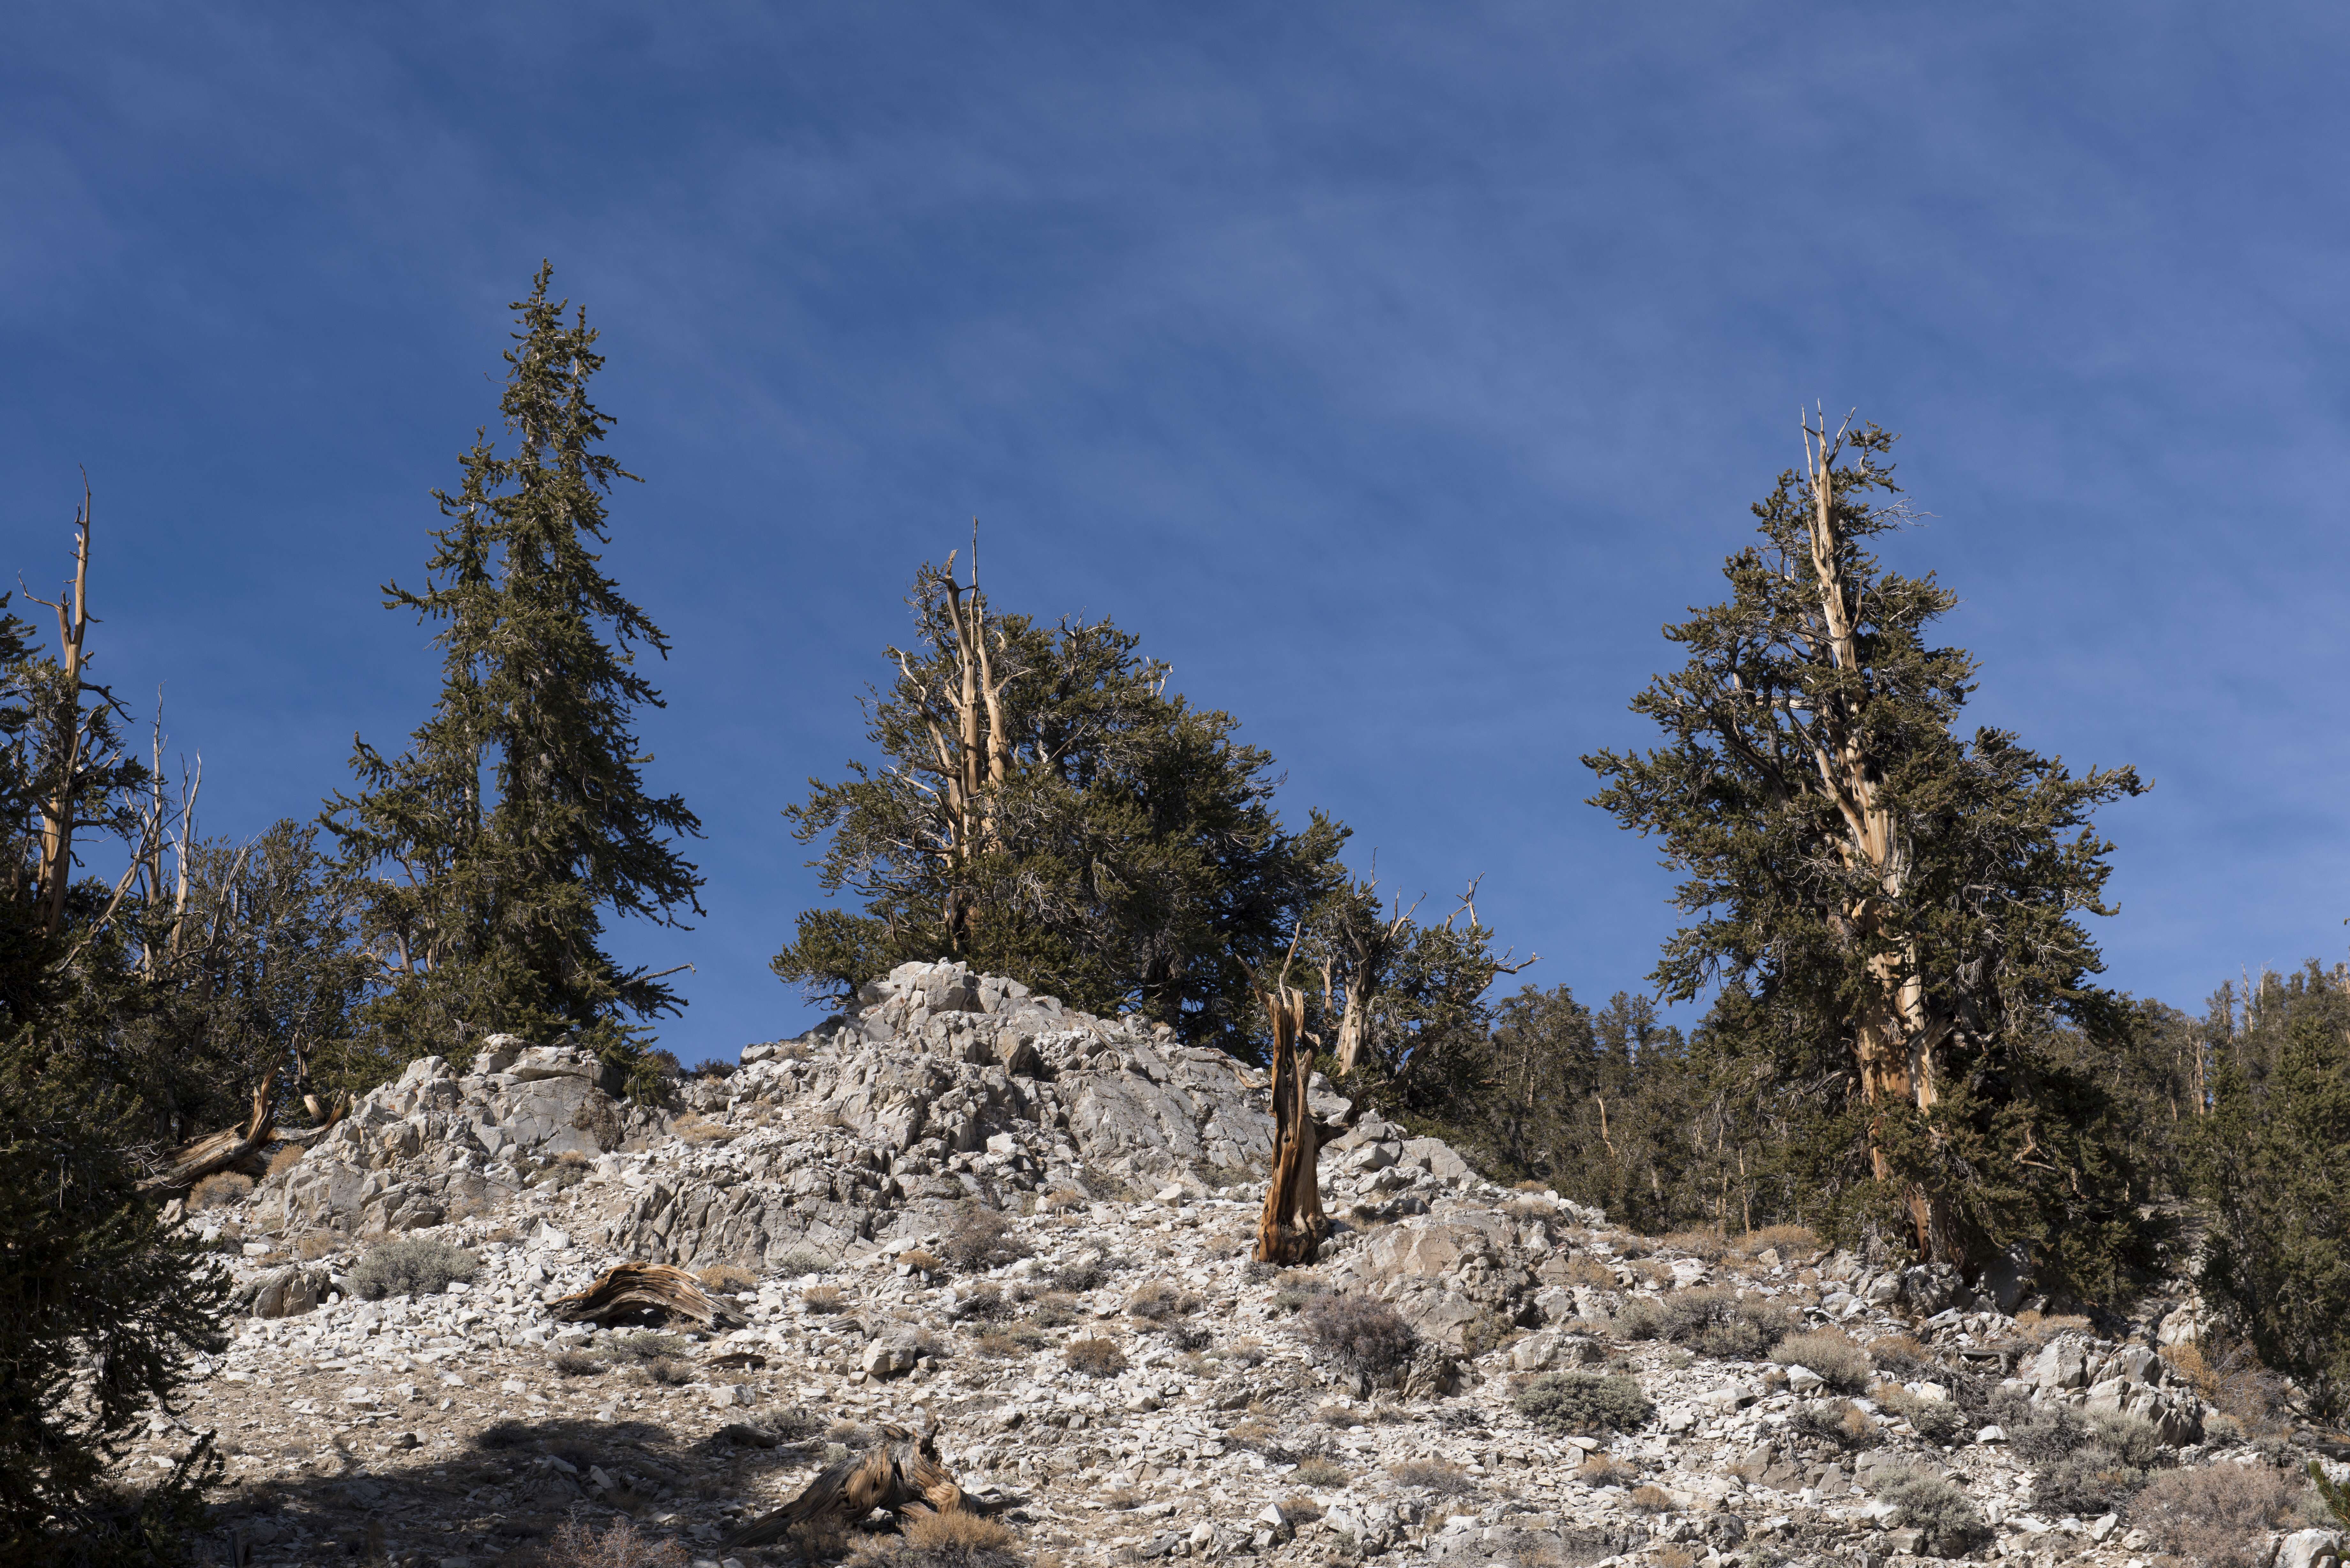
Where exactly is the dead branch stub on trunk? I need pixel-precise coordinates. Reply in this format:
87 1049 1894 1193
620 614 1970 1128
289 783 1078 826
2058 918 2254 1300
722 1422 967 1549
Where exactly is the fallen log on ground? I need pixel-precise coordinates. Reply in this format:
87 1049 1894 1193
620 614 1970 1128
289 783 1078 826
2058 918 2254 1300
140 1069 279 1193
721 1423 966 1549
547 1262 742 1328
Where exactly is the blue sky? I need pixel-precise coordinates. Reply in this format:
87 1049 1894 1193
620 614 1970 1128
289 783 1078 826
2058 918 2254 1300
6 5 2349 1060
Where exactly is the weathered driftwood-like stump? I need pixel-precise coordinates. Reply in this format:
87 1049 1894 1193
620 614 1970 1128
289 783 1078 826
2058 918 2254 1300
1255 986 1333 1266
721 1423 967 1549
548 1263 741 1329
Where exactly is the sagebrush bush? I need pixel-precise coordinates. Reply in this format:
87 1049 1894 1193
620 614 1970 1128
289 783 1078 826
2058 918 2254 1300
348 1237 478 1300
1773 1330 1870 1394
1126 1281 1195 1321
1627 1483 1676 1512
1877 1383 1966 1444
1050 1257 1112 1293
1865 1333 1931 1375
773 1246 833 1277
550 1348 606 1377
265 1144 307 1178
1514 1372 1654 1435
190 1172 253 1210
1653 1288 1793 1358
803 1284 845 1313
1579 1453 1638 1488
956 1282 1010 1320
972 1324 1049 1358
1870 1466 1985 1557
1789 1398 1880 1450
1298 1293 1418 1378
1064 1338 1126 1377
1388 1459 1474 1496
941 1202 1031 1272
634 1357 692 1387
2130 1463 2308 1568
1731 1224 1819 1258
1291 1456 1349 1488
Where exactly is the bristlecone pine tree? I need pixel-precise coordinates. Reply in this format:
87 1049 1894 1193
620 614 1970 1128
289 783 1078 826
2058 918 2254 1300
775 546 1345 1057
2 530 231 1565
326 264 702 1096
1586 413 2152 1295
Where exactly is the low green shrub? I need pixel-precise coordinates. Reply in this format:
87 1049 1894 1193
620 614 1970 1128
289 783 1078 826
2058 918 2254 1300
1870 1466 1986 1557
1298 1294 1418 1379
347 1237 478 1300
1772 1331 1870 1395
1514 1371 1654 1435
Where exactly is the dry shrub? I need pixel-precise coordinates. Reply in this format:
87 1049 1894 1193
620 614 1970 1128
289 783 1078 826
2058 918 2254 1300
2011 1309 2093 1346
1038 1187 1087 1214
1579 1453 1637 1487
774 1245 834 1276
785 1518 851 1563
2162 1339 2295 1436
295 1231 337 1262
803 1284 846 1313
1730 1225 1819 1258
1388 1459 1474 1497
898 1248 944 1275
672 1114 740 1146
879 1506 1024 1568
1656 1230 1727 1262
550 1348 606 1377
1125 1280 1201 1321
1652 1549 1699 1568
1291 1456 1349 1488
2130 1464 2310 1568
1051 1257 1112 1293
191 1172 254 1210
543 1510 690 1567
266 1145 307 1178
349 1237 478 1300
1773 1330 1871 1394
1027 1293 1080 1329
1064 1338 1126 1377
1877 1382 1966 1444
1790 1398 1880 1450
1298 1293 1418 1379
1560 1255 1617 1291
697 1263 756 1294
972 1325 1048 1359
633 1357 692 1387
1277 1494 1324 1524
941 1202 1032 1271
1618 1288 1790 1357
1869 1466 1985 1557
1866 1333 1932 1375
1626 1483 1676 1513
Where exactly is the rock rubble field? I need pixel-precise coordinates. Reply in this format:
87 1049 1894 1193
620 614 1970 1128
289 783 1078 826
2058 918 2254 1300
140 962 2347 1568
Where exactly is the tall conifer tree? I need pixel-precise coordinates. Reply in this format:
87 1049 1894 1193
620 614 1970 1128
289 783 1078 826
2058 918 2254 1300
327 264 702 1090
1587 415 2152 1296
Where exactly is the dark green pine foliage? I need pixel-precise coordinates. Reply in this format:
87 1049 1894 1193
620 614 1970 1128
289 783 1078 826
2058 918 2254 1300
1585 420 2154 1299
326 265 703 1093
2192 962 2350 1417
1 597 230 1565
775 557 1345 1057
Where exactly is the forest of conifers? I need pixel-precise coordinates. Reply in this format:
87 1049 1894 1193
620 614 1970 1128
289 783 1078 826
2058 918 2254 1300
5 267 2346 1560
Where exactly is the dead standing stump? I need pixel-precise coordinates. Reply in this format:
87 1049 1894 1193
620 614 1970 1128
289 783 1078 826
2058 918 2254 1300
1255 984 1356 1265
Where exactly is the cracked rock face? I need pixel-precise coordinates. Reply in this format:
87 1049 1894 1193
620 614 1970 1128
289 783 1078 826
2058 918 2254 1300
139 962 2305 1568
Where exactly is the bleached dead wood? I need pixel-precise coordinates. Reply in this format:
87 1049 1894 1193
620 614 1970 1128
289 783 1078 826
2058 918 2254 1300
722 1422 966 1549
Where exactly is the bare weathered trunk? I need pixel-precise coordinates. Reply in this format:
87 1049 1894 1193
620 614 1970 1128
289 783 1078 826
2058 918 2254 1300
30 487 96 940
140 1068 279 1193
1800 416 1955 1264
902 535 1022 957
1255 984 1331 1264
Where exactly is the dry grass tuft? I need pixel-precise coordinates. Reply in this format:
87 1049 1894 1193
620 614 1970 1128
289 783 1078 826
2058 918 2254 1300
1656 1229 1726 1261
898 1248 944 1275
1773 1329 1871 1394
295 1231 338 1262
191 1172 254 1210
266 1144 307 1178
1388 1459 1474 1497
941 1202 1032 1271
1626 1483 1676 1513
803 1284 846 1313
1578 1453 1637 1488
672 1113 741 1145
1559 1255 1617 1290
696 1263 756 1294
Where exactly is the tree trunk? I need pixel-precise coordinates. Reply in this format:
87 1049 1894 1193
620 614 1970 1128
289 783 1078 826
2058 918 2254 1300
140 1068 278 1193
1255 984 1331 1265
1801 417 1957 1265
